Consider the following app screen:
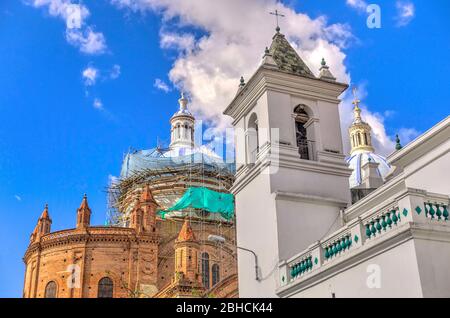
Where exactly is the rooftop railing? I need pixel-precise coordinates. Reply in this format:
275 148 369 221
279 189 450 288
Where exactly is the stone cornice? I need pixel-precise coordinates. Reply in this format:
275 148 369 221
275 191 348 208
231 143 351 195
23 226 159 262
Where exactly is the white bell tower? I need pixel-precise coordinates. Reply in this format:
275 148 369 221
223 29 352 297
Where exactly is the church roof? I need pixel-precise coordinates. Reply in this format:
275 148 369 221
177 219 197 242
268 31 315 78
78 194 91 212
141 184 157 204
40 204 50 219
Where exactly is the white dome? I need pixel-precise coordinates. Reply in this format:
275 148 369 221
346 151 392 188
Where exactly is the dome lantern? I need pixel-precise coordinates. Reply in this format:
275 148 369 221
170 91 195 150
348 87 375 155
346 87 392 196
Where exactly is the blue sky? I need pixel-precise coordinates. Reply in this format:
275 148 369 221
0 0 449 297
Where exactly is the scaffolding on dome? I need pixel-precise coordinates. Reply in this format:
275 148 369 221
106 146 238 291
106 147 235 227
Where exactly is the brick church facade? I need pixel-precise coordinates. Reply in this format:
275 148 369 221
23 185 238 298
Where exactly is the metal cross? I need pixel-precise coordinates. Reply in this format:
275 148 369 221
270 9 285 30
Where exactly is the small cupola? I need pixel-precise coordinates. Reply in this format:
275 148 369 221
170 92 195 150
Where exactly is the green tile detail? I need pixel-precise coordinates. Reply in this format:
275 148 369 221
269 32 315 77
282 276 285 283
314 257 318 265
354 235 359 243
403 208 408 217
415 206 422 215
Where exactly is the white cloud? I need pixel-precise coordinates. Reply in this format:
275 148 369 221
27 0 90 25
383 110 396 118
160 32 196 52
346 0 368 12
93 98 104 110
82 66 99 86
66 27 107 55
154 78 171 93
112 0 352 132
14 195 22 202
26 0 107 54
83 64 121 86
110 64 121 79
111 0 418 156
397 127 420 146
395 1 415 27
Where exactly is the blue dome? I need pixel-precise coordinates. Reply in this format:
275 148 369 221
346 152 391 188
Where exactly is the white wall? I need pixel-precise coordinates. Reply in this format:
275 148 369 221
234 118 246 170
245 92 270 148
271 166 350 203
275 199 342 261
235 168 279 298
404 141 450 195
316 100 344 154
414 238 450 297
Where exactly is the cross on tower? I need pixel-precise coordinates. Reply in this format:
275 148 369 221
270 9 285 32
352 86 361 108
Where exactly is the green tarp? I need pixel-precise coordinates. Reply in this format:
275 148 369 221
159 187 234 220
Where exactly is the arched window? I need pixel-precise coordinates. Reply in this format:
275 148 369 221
247 113 259 164
98 277 114 298
201 252 210 289
357 133 362 146
294 105 310 160
364 133 368 145
212 264 220 286
44 281 57 298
